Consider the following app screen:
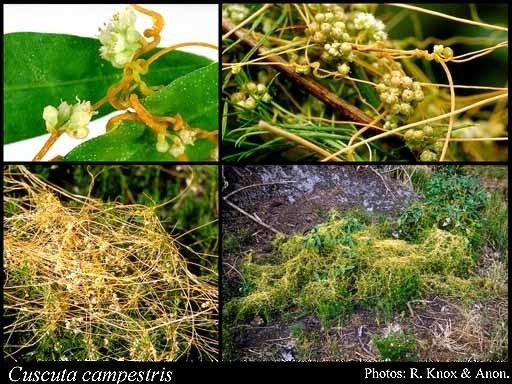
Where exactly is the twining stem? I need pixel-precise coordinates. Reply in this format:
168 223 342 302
222 18 375 127
438 59 456 161
106 112 141 131
129 94 167 134
92 75 133 111
145 42 218 67
347 112 386 161
222 4 273 40
321 92 508 161
32 132 62 161
131 3 164 54
389 3 508 32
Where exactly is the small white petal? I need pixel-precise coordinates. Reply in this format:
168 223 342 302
43 106 59 132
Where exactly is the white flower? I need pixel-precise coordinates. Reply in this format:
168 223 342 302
261 93 272 103
165 129 198 157
256 83 267 94
337 63 350 76
375 83 387 93
178 129 197 146
401 76 413 89
433 44 445 55
354 12 374 30
401 89 414 102
341 42 352 53
43 101 72 132
42 106 59 132
223 4 250 24
414 90 424 102
244 96 256 109
68 101 94 138
353 12 387 42
98 7 145 68
433 45 453 59
42 98 96 139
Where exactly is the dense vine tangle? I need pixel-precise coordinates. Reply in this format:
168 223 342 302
33 4 218 161
222 4 508 162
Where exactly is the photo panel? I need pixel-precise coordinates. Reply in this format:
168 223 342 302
221 4 507 162
221 165 508 362
3 165 218 361
1 1 510 381
4 4 219 162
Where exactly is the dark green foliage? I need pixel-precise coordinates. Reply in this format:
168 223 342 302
373 332 417 362
144 63 219 132
398 167 488 245
397 204 426 241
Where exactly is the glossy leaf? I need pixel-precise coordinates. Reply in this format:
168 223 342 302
4 32 211 144
64 120 216 161
143 63 218 131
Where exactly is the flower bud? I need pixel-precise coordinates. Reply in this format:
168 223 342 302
420 150 437 161
98 7 145 68
156 134 169 153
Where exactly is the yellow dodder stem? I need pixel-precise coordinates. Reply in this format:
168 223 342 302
438 59 456 161
145 42 218 68
33 132 62 161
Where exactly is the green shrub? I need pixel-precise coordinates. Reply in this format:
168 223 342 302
481 192 508 257
373 332 417 361
398 167 488 245
291 324 305 340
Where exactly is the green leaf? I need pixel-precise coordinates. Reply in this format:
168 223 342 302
141 50 212 88
64 121 215 161
143 63 218 131
4 32 212 144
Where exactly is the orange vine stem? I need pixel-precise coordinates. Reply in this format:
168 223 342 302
129 94 167 134
33 132 62 161
131 3 164 54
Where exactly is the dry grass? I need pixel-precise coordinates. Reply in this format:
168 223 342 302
3 166 217 361
414 298 508 361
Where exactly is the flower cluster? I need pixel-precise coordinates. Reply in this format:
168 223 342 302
403 125 444 161
306 5 387 45
155 129 198 158
222 4 250 24
43 98 97 139
302 5 388 76
375 70 425 130
352 12 387 42
433 44 454 60
98 7 145 68
230 81 272 110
